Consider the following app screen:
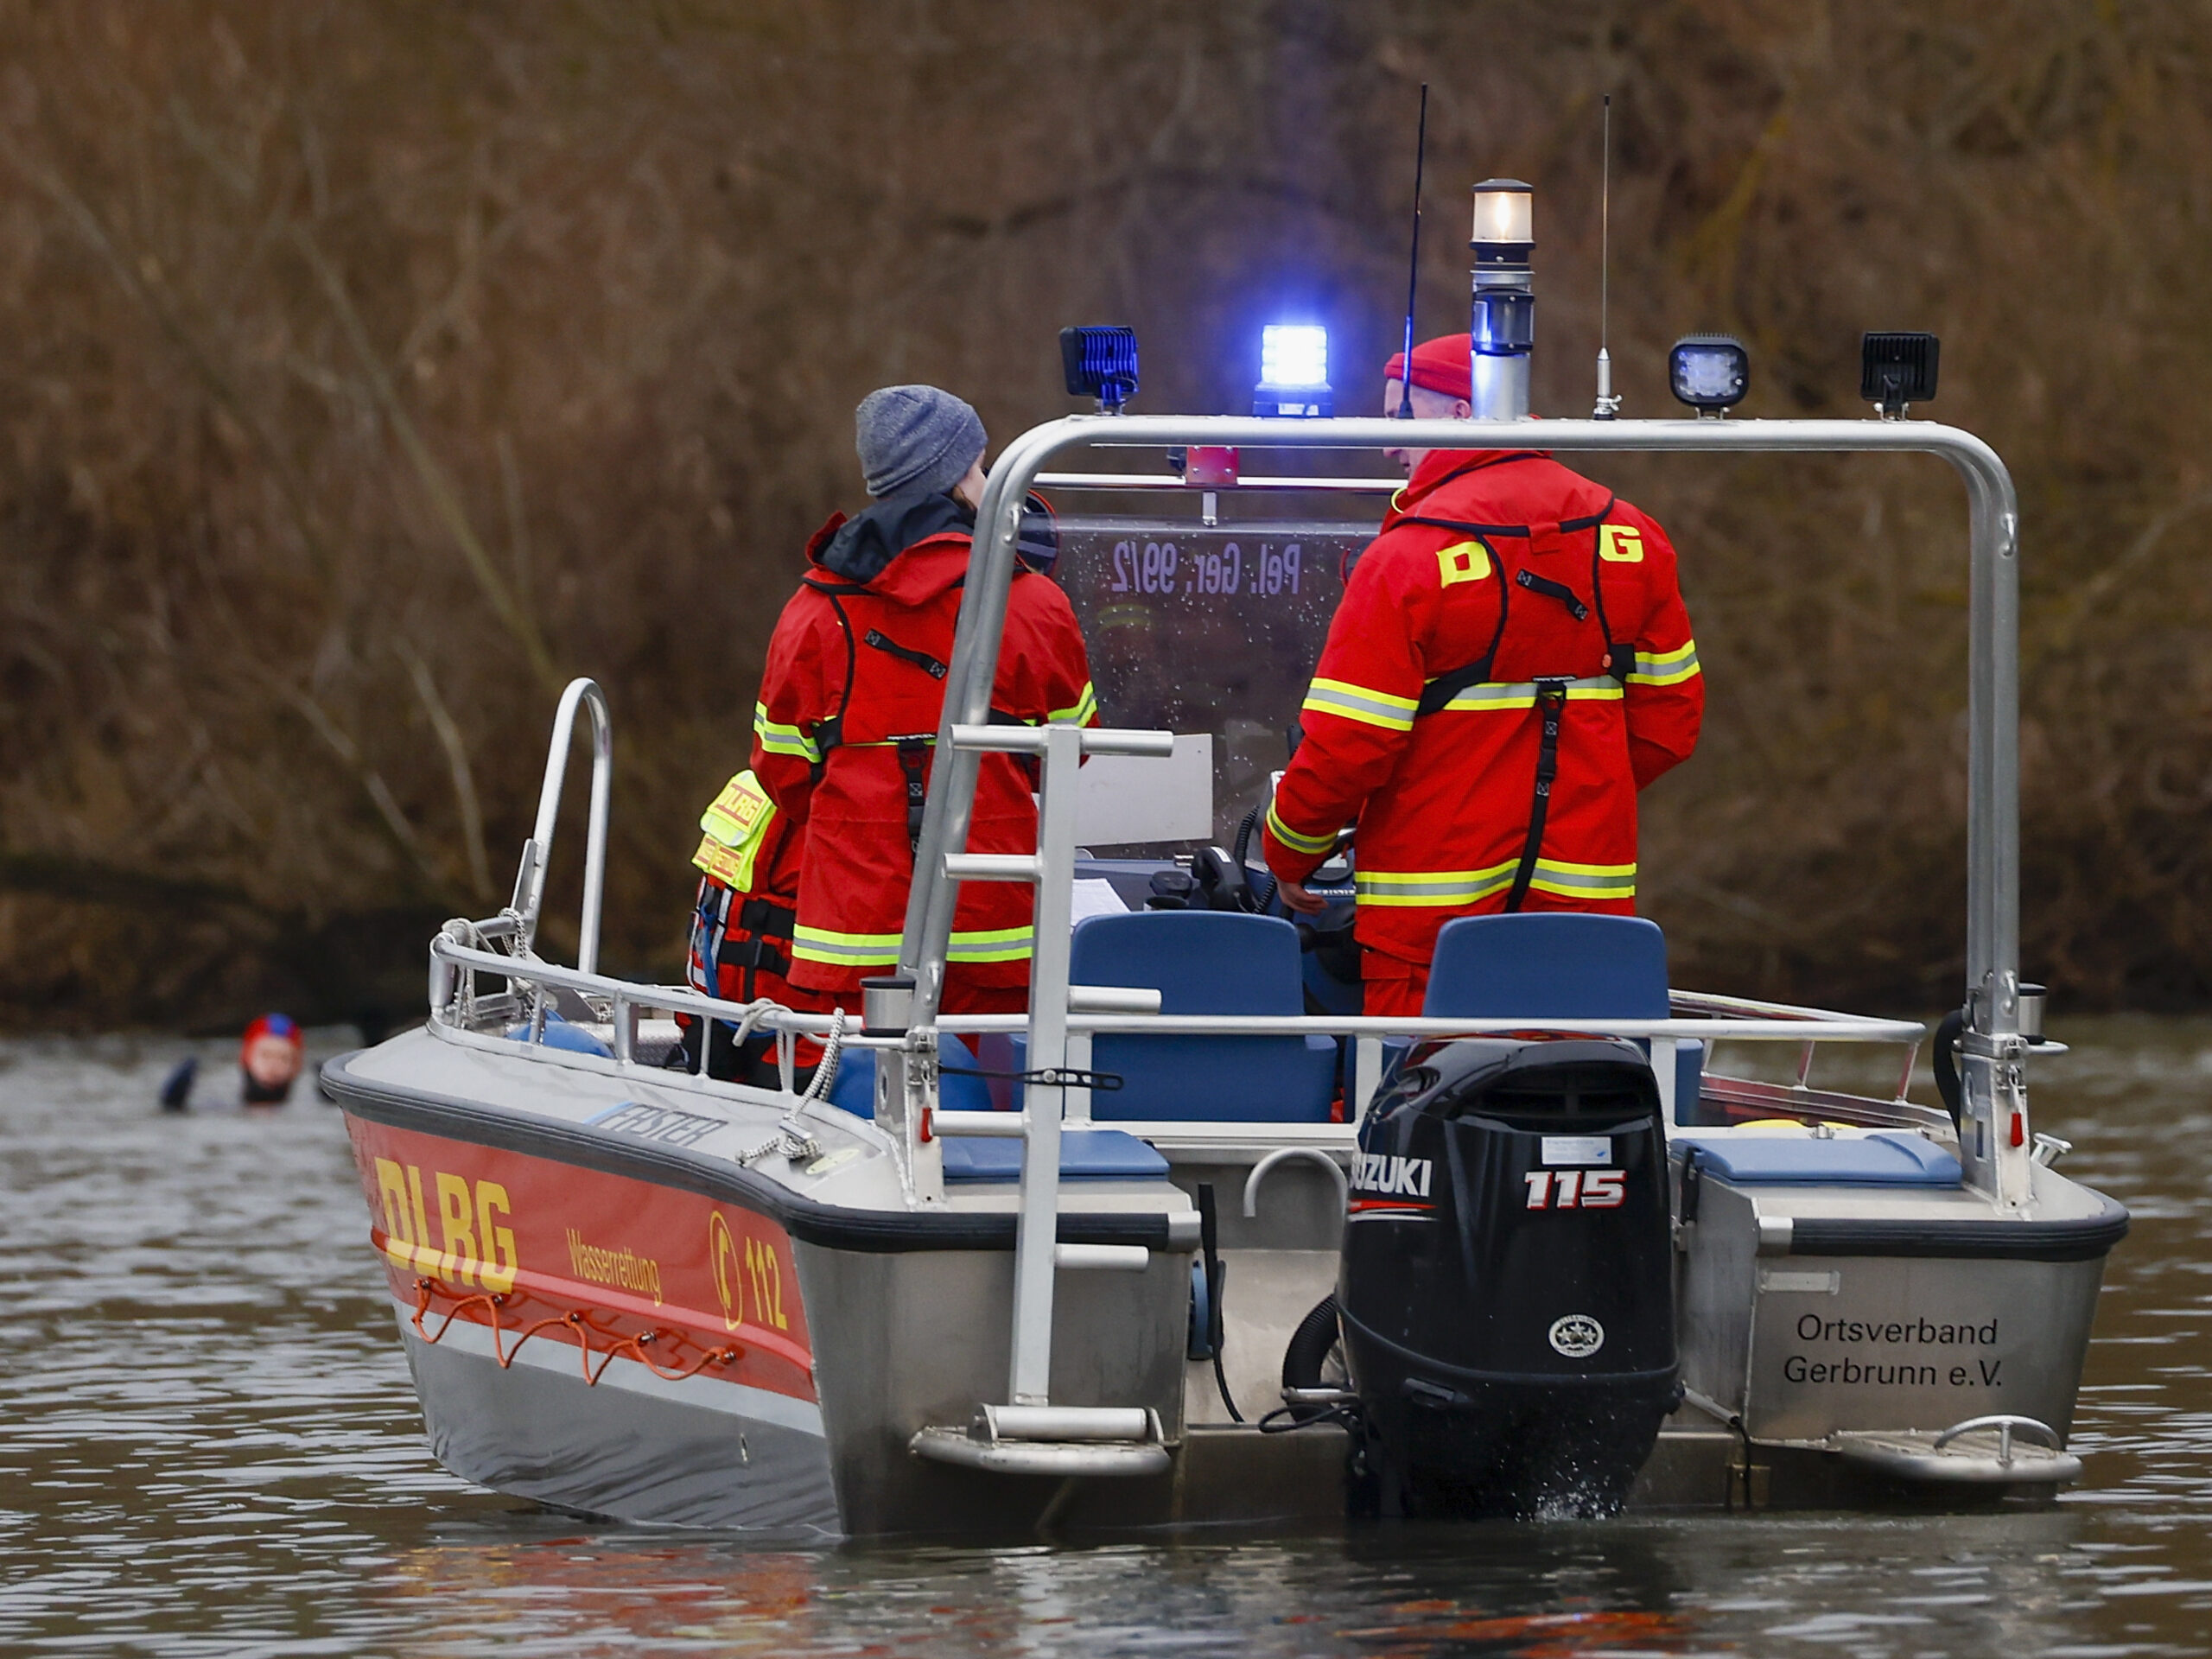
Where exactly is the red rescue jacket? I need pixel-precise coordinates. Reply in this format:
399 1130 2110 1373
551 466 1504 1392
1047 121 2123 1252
752 493 1097 996
1262 448 1703 989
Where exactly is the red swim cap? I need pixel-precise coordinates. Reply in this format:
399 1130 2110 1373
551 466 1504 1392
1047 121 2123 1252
242 1014 302 1058
1382 333 1473 401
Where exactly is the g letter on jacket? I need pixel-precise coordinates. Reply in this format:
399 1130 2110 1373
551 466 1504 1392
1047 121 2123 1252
1261 448 1703 982
751 493 1098 996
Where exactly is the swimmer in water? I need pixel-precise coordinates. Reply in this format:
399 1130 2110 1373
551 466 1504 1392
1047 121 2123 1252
159 1013 307 1111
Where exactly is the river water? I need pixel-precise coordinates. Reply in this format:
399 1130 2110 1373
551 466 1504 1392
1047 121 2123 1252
1 1019 2205 1657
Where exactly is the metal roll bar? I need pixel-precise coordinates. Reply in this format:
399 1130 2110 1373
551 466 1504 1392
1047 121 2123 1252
899 414 2032 1205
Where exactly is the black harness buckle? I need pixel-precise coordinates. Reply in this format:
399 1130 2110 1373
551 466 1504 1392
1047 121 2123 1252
893 735 932 854
1505 680 1573 912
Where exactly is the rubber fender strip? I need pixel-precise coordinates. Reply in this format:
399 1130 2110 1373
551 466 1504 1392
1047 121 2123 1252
323 1052 1179 1255
1783 1203 2129 1264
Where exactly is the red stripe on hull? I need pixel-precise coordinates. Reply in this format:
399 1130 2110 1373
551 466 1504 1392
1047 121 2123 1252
344 1116 817 1404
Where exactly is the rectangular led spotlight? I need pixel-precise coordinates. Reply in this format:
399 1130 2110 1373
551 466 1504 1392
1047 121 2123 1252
1059 326 1139 411
1861 332 1939 417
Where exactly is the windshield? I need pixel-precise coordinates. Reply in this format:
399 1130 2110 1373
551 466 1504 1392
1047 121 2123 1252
1050 509 1377 845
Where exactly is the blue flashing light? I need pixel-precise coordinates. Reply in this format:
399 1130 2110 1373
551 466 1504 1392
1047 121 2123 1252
1254 323 1332 418
1261 325 1328 390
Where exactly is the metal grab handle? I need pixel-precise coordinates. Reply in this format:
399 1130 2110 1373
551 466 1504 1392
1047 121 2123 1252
514 677 613 975
1932 1413 2061 1465
1243 1147 1351 1218
949 722 1174 759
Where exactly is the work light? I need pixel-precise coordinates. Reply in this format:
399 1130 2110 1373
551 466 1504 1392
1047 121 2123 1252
1861 332 1940 418
1059 326 1139 412
1668 334 1750 415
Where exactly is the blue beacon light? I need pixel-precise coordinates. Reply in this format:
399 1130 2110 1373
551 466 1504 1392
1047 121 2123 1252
1254 324 1332 417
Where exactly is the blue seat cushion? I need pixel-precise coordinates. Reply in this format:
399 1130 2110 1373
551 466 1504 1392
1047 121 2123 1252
1090 1033 1338 1123
1424 913 1671 1020
1010 1032 1339 1123
1421 913 1704 1122
1007 910 1339 1122
1675 1131 1961 1187
1073 909 1312 1014
941 1128 1170 1184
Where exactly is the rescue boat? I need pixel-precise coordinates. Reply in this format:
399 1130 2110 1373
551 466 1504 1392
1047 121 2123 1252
326 393 2128 1534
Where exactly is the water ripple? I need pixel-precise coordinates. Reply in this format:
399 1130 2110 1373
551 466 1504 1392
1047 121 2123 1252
2 1020 2209 1656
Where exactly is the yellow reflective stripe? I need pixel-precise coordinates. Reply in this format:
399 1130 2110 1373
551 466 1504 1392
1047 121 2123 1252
1354 858 1637 906
1355 862 1519 907
948 926 1034 963
792 925 1037 966
1528 859 1637 899
1047 682 1098 726
791 925 902 966
1626 641 1700 686
1266 802 1337 857
1430 676 1623 713
1302 677 1418 733
753 701 821 761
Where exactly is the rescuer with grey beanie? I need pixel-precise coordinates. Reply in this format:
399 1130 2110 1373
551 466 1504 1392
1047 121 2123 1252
741 380 1098 1021
855 385 988 500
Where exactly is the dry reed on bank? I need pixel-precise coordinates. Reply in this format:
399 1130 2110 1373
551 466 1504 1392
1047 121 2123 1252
3 1 2210 1029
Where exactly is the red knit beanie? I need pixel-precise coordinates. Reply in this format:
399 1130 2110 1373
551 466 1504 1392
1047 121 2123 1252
1382 333 1473 401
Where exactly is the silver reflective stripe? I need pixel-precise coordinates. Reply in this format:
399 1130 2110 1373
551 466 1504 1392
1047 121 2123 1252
1529 861 1637 897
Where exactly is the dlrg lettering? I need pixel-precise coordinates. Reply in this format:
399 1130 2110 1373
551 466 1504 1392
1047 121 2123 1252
374 1158 518 1293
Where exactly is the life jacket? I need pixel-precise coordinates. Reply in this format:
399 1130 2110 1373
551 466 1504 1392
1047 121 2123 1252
677 769 804 1081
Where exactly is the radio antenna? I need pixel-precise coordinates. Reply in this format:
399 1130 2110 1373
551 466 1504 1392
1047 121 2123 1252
1592 93 1620 419
1395 83 1429 419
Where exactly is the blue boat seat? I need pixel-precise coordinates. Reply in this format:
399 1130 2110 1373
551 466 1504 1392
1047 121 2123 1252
1675 1131 1961 1187
1017 911 1338 1122
1419 913 1705 1122
942 1128 1171 1184
824 1033 993 1122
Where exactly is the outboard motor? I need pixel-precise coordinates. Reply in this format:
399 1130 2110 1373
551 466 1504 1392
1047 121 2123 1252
1338 1037 1677 1518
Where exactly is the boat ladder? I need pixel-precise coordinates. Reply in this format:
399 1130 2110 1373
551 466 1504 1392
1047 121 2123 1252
911 719 1179 1478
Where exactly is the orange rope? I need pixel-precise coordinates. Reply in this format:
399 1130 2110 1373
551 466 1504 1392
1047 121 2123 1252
410 1277 741 1384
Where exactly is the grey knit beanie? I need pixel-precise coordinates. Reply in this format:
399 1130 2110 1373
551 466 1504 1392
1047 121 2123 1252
855 385 987 499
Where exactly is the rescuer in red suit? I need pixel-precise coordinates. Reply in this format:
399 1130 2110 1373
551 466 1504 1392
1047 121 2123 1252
1262 335 1704 1017
751 385 1098 1016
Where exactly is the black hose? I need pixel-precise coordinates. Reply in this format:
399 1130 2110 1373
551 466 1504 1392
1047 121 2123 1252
1278 1294 1341 1424
1231 804 1277 912
1932 1007 1965 1137
1195 1183 1243 1422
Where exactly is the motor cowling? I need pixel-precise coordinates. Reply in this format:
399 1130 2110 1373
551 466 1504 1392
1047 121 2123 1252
1338 1037 1678 1518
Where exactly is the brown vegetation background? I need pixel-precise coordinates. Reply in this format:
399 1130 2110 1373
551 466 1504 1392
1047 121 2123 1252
4 1 2210 1031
